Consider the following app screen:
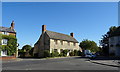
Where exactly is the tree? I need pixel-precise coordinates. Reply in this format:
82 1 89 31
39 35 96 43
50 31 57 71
99 34 109 56
79 39 99 52
100 26 117 56
20 45 32 57
107 26 117 37
29 47 34 56
22 45 32 52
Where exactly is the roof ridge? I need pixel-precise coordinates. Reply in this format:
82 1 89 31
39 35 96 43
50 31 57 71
45 30 78 43
46 30 72 37
0 26 16 33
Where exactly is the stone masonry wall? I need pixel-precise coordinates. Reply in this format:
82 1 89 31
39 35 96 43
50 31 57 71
50 39 79 53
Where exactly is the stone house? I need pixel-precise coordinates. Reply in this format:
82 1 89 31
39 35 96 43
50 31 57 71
0 21 18 57
33 25 81 57
109 26 120 56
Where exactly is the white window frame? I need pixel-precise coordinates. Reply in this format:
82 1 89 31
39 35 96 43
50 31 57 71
1 50 7 56
2 39 8 45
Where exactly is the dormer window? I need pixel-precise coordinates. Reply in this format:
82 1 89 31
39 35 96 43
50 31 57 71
2 32 8 35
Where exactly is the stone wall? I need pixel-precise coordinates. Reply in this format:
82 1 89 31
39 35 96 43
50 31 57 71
34 32 80 57
50 39 79 53
33 33 50 57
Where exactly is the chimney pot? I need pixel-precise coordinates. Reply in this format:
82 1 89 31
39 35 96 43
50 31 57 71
42 25 46 33
11 20 15 29
70 32 74 37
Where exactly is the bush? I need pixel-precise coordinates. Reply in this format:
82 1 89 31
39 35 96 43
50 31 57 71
59 53 63 57
74 50 78 56
77 51 82 56
19 52 26 58
63 49 68 56
51 51 59 57
44 50 51 58
69 51 74 56
109 53 115 56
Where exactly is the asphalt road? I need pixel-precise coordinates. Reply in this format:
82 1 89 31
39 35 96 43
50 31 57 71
2 57 119 70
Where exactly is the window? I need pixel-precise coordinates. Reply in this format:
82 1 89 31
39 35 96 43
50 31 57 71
54 40 57 44
110 44 114 47
61 41 63 45
74 43 76 46
1 50 7 56
68 42 70 46
2 39 8 45
2 32 8 35
60 49 63 53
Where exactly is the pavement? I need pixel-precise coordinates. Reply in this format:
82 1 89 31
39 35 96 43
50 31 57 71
2 58 23 63
90 60 120 67
88 56 120 67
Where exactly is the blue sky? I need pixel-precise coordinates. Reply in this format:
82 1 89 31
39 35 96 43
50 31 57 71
2 2 118 49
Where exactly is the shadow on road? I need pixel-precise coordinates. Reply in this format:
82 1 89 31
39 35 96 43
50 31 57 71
90 61 120 67
90 56 120 60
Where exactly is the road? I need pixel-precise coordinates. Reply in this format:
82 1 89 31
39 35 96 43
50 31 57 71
2 57 119 70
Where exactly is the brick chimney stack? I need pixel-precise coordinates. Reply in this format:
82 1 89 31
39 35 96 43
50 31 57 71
70 32 74 37
11 20 15 29
42 25 46 33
